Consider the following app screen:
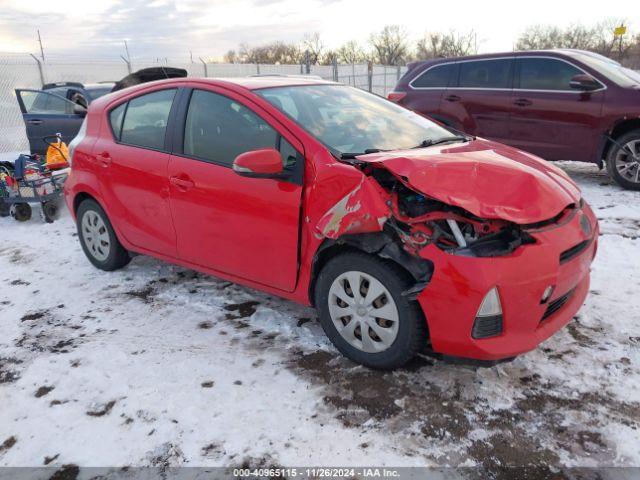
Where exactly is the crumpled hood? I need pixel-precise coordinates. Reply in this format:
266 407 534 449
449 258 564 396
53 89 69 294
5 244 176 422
357 138 581 224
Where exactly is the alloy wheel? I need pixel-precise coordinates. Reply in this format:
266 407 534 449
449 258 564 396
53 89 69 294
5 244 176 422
327 271 399 353
614 139 640 185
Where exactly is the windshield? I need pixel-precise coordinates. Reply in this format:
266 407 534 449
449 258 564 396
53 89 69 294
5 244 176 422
256 84 458 155
572 52 640 87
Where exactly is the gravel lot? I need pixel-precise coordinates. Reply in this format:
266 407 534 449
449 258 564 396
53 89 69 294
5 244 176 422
0 161 639 475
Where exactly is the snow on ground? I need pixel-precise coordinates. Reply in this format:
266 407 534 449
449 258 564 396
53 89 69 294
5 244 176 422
0 162 639 474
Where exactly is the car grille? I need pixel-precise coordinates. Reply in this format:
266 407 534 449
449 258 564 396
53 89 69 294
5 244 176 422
541 289 575 322
559 239 590 264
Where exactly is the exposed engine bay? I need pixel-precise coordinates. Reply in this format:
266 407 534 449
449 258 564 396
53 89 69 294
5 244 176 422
360 166 559 258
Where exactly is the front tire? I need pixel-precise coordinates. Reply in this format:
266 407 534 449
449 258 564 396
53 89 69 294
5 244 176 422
77 199 130 271
314 251 427 370
606 129 640 190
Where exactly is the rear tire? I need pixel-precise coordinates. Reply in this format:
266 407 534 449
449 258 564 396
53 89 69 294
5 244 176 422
41 201 60 223
77 199 130 271
11 203 32 222
314 251 427 370
606 129 640 190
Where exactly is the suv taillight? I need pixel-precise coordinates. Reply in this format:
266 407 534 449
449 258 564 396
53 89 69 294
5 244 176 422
387 91 407 103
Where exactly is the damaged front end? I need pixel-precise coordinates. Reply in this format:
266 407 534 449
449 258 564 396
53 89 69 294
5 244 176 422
382 174 537 258
314 163 544 271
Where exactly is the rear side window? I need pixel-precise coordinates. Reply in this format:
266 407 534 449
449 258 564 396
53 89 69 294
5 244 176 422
412 63 456 88
120 89 176 150
517 58 585 91
109 103 126 140
183 89 278 166
459 59 513 89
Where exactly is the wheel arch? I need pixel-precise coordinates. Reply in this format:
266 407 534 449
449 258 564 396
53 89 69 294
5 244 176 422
308 231 434 307
72 190 130 250
601 118 640 162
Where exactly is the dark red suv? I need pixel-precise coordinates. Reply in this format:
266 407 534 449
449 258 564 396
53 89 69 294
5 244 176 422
389 49 640 190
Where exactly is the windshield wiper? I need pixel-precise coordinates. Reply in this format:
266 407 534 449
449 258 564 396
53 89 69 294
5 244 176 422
411 135 470 149
339 148 385 159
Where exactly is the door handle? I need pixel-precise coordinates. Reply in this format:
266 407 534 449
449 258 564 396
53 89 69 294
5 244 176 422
96 151 111 168
27 119 43 125
170 176 195 190
514 98 532 107
444 94 461 102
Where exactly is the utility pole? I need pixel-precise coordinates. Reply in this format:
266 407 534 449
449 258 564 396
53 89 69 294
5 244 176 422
190 50 193 63
37 30 45 62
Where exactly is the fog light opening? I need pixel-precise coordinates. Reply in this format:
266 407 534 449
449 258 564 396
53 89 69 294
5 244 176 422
472 287 503 339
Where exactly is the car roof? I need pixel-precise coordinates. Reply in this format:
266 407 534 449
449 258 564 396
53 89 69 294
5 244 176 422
90 75 337 110
91 75 342 109
408 48 595 69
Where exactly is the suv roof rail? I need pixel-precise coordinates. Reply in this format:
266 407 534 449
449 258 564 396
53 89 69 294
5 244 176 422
43 81 85 90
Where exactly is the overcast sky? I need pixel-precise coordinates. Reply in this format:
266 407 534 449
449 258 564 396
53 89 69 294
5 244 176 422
0 0 636 61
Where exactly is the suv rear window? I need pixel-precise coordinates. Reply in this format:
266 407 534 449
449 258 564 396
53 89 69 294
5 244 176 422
517 58 584 91
119 89 176 150
412 63 456 88
459 59 512 89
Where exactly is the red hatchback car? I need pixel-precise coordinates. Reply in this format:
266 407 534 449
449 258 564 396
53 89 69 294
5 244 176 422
389 49 640 190
64 76 598 369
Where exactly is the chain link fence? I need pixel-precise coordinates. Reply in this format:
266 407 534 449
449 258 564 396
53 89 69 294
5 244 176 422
0 53 406 155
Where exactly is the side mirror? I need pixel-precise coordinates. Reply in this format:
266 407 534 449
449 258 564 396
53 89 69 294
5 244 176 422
73 104 87 116
232 148 283 178
569 74 601 91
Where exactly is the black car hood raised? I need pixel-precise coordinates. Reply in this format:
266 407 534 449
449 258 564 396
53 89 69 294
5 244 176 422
111 67 188 92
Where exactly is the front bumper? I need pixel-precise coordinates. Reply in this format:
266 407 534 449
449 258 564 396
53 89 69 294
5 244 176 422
416 203 598 361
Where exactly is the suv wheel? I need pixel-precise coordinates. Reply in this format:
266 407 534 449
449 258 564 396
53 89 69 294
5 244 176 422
314 251 427 370
606 129 640 190
77 199 130 271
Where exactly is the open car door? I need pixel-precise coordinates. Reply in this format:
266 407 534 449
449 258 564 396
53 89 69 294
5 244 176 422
15 89 85 155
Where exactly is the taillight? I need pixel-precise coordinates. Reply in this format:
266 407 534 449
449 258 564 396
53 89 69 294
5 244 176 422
387 91 407 103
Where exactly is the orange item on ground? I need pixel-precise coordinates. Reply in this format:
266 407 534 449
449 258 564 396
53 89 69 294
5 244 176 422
46 137 69 170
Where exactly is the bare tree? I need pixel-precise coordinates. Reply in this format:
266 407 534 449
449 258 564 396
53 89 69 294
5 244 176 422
516 25 564 50
337 40 367 64
237 42 302 64
516 19 636 64
320 50 339 65
302 32 324 64
415 30 478 59
223 49 238 63
369 25 409 65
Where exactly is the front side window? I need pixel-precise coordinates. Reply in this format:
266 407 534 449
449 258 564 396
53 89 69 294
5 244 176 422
120 89 176 150
257 85 455 155
517 58 584 91
183 90 278 166
412 63 456 88
459 59 513 89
